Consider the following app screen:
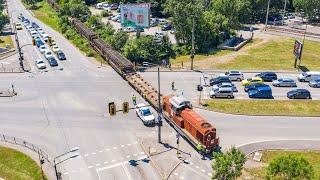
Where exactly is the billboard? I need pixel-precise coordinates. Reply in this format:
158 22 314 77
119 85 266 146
293 39 303 60
120 3 151 28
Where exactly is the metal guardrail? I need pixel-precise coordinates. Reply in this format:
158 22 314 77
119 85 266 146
0 134 51 163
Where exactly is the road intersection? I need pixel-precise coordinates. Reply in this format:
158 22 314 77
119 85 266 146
1 0 320 179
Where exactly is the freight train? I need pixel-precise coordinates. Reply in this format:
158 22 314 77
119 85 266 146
46 0 219 153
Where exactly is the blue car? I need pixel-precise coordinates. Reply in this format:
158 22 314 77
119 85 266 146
287 89 311 99
35 39 44 47
248 86 273 99
244 83 269 92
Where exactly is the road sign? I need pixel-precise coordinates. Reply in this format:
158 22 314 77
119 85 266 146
120 3 151 28
123 102 129 114
108 102 116 116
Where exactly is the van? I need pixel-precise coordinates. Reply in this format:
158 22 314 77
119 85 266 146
298 71 320 82
248 86 272 99
209 87 234 99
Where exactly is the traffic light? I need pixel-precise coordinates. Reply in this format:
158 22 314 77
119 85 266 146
123 102 129 114
108 102 116 116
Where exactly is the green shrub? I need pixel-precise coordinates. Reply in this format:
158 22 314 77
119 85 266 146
101 10 109 17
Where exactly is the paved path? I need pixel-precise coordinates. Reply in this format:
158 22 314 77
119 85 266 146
237 140 320 156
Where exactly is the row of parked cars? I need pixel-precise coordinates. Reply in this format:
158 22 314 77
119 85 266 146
18 14 67 69
208 71 319 99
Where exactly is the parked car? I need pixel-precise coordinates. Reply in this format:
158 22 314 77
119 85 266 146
298 71 320 82
110 3 118 10
15 23 23 30
212 82 238 92
244 83 269 92
35 59 46 69
124 26 136 33
242 77 263 86
309 78 320 88
111 15 120 22
159 19 167 25
209 75 231 86
287 89 311 99
51 45 60 53
31 22 39 29
225 71 244 81
44 50 53 59
248 86 273 99
255 72 277 82
150 18 159 27
36 27 43 32
43 34 49 42
209 87 234 99
161 23 172 31
47 56 58 67
31 31 39 39
56 50 66 60
272 78 297 87
135 103 155 126
39 45 47 54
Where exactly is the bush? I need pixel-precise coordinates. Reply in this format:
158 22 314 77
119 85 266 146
101 10 109 17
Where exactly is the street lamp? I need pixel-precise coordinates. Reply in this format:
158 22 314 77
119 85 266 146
54 147 80 180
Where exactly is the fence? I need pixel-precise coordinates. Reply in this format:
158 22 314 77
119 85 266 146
0 134 51 163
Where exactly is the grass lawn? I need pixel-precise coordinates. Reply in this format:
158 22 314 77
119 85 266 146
214 38 320 71
0 35 14 49
244 150 320 180
0 146 45 180
204 99 320 116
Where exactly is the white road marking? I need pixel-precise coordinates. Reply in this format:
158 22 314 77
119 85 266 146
122 162 133 180
121 145 125 147
133 154 138 156
63 172 69 175
134 141 138 144
127 144 131 146
106 148 110 151
111 159 116 162
99 150 103 153
180 177 184 179
113 147 117 149
126 155 131 158
92 152 96 155
174 173 179 176
140 152 145 154
96 155 148 172
96 163 101 166
201 169 206 173
196 166 199 169
84 154 89 157
88 166 93 169
104 161 108 164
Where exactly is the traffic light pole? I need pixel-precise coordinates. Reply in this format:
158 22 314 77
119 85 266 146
157 66 162 143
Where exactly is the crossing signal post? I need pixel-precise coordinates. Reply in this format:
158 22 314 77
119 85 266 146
123 102 129 114
108 102 116 116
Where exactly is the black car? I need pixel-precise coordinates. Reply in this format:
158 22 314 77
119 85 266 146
255 72 277 82
209 76 231 86
244 83 269 92
48 57 58 67
161 23 172 31
31 22 39 29
56 51 66 60
287 89 311 99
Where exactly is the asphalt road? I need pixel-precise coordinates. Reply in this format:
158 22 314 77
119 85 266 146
140 71 320 101
1 0 320 180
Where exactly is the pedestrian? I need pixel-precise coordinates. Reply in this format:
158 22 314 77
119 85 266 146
171 81 175 90
132 94 137 105
11 84 15 93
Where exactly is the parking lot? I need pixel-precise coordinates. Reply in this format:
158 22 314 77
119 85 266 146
90 6 177 44
140 71 320 103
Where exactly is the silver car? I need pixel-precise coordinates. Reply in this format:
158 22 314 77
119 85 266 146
309 78 320 88
212 82 238 92
209 87 234 99
272 78 297 87
225 71 244 81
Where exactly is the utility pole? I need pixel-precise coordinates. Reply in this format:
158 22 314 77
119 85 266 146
190 16 195 70
299 21 308 67
282 0 287 25
157 66 162 143
265 0 271 30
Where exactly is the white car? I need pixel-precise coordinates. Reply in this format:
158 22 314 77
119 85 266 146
38 30 45 36
111 15 120 21
43 34 49 41
44 50 53 59
30 31 38 38
124 26 135 33
51 45 60 53
39 45 47 54
35 59 46 69
36 27 43 32
135 103 155 126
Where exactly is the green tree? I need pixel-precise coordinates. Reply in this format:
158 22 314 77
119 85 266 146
266 154 314 180
110 30 128 51
0 14 9 32
293 0 320 19
211 147 245 180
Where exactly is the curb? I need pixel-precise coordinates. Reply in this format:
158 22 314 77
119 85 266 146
194 105 320 118
141 69 300 74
